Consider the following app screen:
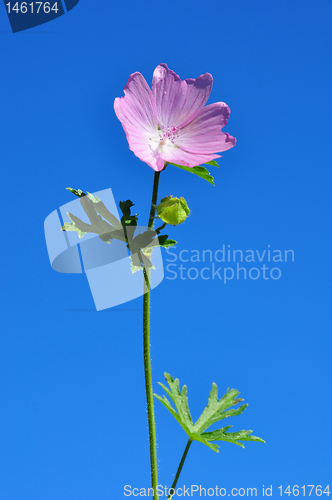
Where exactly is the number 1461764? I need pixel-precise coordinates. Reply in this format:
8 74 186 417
6 2 59 13
279 486 330 497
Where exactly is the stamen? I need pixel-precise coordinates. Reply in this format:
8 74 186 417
159 126 180 144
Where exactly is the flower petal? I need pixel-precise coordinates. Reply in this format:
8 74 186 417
152 63 213 129
114 71 158 135
175 102 236 154
114 72 164 171
160 145 221 168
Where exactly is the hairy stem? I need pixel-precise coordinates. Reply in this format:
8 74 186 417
143 170 161 500
167 439 193 499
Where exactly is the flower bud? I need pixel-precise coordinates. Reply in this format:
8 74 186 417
156 196 190 225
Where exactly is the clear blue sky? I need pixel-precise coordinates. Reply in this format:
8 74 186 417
0 0 331 498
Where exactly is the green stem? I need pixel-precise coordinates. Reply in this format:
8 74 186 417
143 170 161 500
167 439 193 499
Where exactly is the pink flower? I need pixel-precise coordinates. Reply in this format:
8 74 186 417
114 64 236 172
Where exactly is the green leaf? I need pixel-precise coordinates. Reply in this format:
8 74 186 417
66 188 122 230
155 374 194 435
62 214 88 239
119 200 138 242
90 199 122 229
148 234 177 248
158 237 177 248
66 187 85 197
202 428 265 448
154 373 265 453
169 164 215 185
194 384 245 433
205 160 219 168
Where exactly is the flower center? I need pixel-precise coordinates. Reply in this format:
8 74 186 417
149 125 180 157
158 126 180 145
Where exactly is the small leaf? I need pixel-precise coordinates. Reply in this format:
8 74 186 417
119 200 135 217
169 164 215 185
66 187 85 197
119 200 138 242
158 237 177 248
149 234 177 248
205 160 219 168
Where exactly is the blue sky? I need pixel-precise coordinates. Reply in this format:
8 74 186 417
0 0 331 498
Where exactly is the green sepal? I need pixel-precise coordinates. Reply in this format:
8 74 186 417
205 160 219 168
154 373 265 453
169 164 215 185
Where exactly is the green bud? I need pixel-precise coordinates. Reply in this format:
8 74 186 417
156 196 190 225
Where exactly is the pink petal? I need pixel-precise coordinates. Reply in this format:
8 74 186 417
175 102 236 154
114 72 158 135
160 147 221 168
152 63 213 129
114 72 164 171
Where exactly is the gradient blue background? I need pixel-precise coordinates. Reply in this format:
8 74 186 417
1 0 331 498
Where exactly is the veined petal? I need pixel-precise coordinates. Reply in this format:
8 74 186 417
116 119 165 171
114 72 163 171
175 102 236 154
114 72 158 136
160 145 221 168
152 63 213 129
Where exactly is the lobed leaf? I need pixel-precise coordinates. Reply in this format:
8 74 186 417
194 384 244 433
155 373 265 454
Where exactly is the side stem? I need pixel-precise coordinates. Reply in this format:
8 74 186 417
167 439 193 499
143 170 161 500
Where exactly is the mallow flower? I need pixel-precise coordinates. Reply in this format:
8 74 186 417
114 64 236 172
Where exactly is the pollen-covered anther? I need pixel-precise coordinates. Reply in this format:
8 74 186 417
159 126 180 144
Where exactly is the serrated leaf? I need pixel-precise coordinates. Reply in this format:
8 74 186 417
169 164 215 185
194 384 244 433
156 374 194 433
155 373 264 454
202 428 265 449
154 394 193 436
66 188 122 230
